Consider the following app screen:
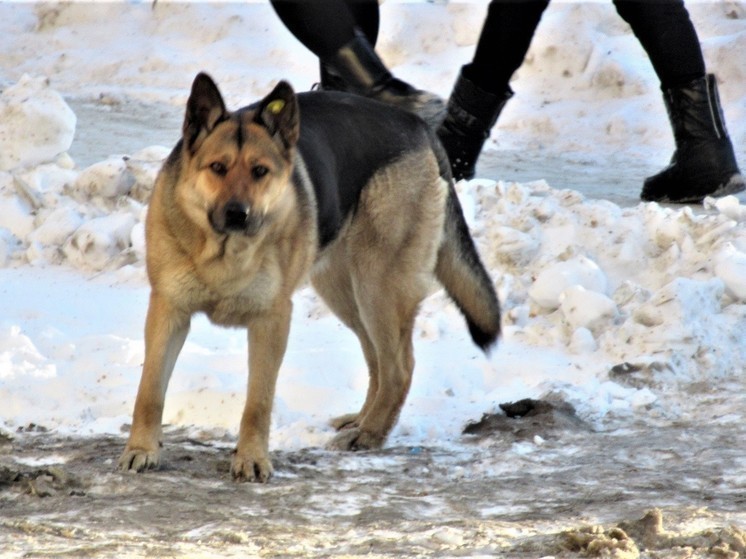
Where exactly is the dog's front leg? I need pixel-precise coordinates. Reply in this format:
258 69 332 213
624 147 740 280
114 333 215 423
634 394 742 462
119 292 190 473
232 299 292 483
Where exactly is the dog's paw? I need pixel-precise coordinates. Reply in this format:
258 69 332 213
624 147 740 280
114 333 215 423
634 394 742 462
329 412 359 431
326 428 385 451
118 446 161 473
231 449 273 483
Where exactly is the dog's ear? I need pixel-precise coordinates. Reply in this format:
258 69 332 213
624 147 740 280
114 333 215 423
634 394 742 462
253 81 300 152
183 72 227 154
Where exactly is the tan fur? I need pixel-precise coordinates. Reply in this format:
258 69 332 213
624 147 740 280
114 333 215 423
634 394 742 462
118 83 454 482
119 98 317 482
313 152 447 450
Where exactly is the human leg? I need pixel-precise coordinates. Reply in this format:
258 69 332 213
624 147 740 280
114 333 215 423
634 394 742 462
614 0 743 202
465 0 550 95
270 0 358 60
614 0 704 90
270 0 444 125
347 0 380 46
315 0 381 91
438 0 549 180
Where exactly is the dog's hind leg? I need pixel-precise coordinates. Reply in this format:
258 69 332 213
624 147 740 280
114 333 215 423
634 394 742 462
328 330 379 432
311 245 380 432
326 276 420 451
326 178 444 450
325 150 446 451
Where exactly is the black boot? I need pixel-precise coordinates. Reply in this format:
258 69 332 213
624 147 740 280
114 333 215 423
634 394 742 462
322 32 445 127
318 62 349 92
642 74 744 203
436 71 513 181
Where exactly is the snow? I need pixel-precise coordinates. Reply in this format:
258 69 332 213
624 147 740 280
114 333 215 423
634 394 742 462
0 75 76 171
1 1 745 456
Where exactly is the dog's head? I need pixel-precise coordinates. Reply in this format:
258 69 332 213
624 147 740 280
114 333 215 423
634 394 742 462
176 73 300 237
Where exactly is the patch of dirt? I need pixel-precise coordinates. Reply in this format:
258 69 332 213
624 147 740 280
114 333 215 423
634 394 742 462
2 397 744 558
553 508 746 559
560 525 640 558
463 397 592 441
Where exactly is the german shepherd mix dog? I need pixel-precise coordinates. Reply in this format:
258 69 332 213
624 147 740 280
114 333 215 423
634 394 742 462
118 73 500 482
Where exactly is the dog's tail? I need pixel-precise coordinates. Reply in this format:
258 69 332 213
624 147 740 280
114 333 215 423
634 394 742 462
435 182 501 353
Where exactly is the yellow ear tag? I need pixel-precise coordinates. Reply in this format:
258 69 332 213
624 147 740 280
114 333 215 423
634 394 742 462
267 99 285 115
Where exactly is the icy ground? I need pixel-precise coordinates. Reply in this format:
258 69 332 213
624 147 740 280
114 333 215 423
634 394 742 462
2 408 745 558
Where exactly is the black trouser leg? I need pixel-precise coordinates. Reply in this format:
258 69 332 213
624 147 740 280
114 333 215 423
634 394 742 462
272 0 444 125
613 0 705 89
612 1 742 202
270 0 382 92
346 0 380 46
465 0 550 95
269 0 379 59
438 0 548 180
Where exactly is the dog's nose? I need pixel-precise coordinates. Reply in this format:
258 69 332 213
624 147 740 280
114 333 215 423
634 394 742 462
223 200 249 231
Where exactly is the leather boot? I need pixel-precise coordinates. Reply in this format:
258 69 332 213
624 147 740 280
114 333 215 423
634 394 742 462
642 74 744 203
322 32 445 128
318 62 349 92
437 71 513 181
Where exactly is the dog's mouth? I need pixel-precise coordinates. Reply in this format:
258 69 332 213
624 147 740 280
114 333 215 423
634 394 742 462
209 200 265 236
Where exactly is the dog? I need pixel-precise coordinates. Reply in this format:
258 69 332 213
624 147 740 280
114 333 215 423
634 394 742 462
118 73 501 482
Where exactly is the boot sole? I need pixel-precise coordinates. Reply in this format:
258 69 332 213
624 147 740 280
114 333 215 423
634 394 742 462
642 173 745 204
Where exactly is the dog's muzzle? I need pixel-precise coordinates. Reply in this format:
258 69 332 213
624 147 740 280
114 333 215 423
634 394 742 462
209 200 264 236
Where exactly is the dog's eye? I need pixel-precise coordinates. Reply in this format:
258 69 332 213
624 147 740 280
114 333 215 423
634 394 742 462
251 165 269 180
210 162 228 176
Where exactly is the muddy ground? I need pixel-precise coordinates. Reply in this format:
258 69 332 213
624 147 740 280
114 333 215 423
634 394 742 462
2 393 745 559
